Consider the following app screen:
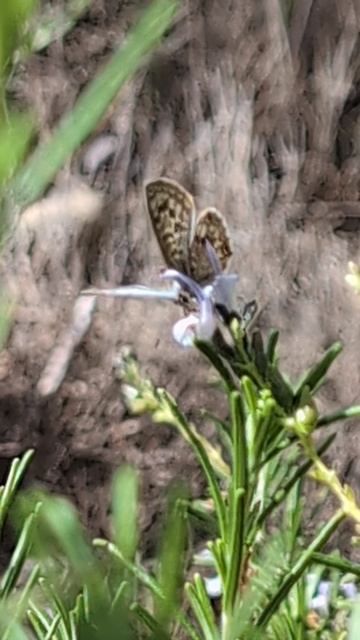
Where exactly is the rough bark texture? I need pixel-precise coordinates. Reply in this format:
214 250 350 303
1 0 360 553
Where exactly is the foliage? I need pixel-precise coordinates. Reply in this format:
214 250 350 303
0 317 359 638
0 1 38 344
117 317 360 639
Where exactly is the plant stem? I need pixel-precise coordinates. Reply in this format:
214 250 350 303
223 392 248 636
256 510 345 628
300 434 360 525
312 552 360 577
317 405 360 427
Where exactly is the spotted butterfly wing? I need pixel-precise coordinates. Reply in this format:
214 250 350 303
145 178 195 273
189 207 233 284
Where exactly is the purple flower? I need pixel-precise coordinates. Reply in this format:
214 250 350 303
160 269 238 347
341 582 358 599
82 253 238 347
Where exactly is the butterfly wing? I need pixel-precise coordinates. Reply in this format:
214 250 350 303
145 178 195 272
189 207 233 283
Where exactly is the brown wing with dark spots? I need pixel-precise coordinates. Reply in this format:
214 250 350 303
145 178 195 272
189 207 233 283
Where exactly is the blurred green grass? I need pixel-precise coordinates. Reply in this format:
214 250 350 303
8 0 179 213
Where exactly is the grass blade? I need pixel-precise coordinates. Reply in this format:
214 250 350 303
9 0 179 211
0 450 34 532
111 466 138 562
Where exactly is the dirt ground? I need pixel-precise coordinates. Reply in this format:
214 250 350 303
1 0 360 556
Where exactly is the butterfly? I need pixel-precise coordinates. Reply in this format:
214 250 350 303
144 177 233 284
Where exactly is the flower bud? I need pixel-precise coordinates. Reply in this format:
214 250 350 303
295 405 318 428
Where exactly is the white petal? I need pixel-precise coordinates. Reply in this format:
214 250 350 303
172 315 199 347
341 583 357 599
204 575 222 599
198 298 217 340
212 273 238 309
309 594 329 615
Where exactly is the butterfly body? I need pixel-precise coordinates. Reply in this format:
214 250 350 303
145 177 232 284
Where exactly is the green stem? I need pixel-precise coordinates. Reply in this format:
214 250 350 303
98 540 200 640
311 551 360 577
162 390 228 540
196 340 236 392
255 438 292 469
256 510 345 628
242 377 257 417
93 539 164 598
0 504 40 598
254 434 336 533
208 539 227 587
266 330 279 364
302 436 360 524
224 393 247 615
185 582 220 640
0 449 34 532
194 574 219 639
317 405 360 427
131 603 171 640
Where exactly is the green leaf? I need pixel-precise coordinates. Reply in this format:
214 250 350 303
8 0 180 211
0 504 40 598
348 599 360 640
196 339 236 392
255 433 336 532
0 296 14 350
317 404 360 427
224 392 247 614
266 329 279 364
159 389 228 539
251 330 267 376
111 466 138 562
185 580 220 640
267 364 294 412
311 551 360 577
36 495 96 574
0 114 33 185
155 489 187 630
0 450 34 533
228 534 289 640
293 341 342 401
0 0 38 78
0 607 31 640
257 510 345 628
93 538 164 599
131 603 171 640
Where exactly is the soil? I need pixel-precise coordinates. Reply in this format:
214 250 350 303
1 0 360 559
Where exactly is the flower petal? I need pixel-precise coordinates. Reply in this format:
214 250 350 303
198 295 217 340
172 315 199 347
204 575 222 599
160 269 204 300
161 268 218 344
212 273 238 310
